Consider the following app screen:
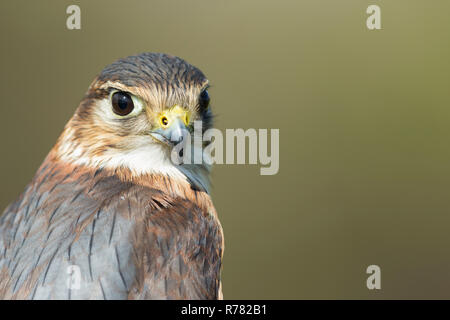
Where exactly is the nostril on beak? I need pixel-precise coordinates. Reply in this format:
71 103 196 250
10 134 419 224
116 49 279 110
160 116 169 127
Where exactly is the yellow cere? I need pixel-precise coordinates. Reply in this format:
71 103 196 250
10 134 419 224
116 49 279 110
158 105 190 128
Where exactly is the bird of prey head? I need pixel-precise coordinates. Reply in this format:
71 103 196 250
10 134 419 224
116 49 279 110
55 52 213 191
0 53 223 300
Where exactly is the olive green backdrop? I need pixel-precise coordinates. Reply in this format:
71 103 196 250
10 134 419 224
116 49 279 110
1 0 450 299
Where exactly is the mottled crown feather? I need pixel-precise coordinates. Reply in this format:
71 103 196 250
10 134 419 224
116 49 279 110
97 53 207 88
82 53 209 108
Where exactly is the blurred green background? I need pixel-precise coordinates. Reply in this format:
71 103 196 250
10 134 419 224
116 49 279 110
1 0 450 299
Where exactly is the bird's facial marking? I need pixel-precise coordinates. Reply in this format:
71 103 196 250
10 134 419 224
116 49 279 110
69 70 212 159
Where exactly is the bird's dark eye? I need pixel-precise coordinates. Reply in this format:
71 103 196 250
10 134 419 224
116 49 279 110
198 89 210 111
112 91 134 116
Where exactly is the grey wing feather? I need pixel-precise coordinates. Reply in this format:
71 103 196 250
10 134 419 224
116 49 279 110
0 169 222 300
0 173 137 299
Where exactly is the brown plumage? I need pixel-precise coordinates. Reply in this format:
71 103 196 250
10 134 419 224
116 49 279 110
0 53 223 299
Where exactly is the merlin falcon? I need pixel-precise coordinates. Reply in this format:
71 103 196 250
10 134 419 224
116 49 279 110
0 53 224 299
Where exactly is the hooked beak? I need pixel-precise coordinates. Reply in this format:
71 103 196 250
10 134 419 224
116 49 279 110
150 105 190 147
